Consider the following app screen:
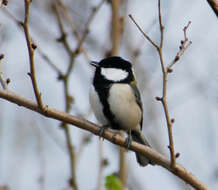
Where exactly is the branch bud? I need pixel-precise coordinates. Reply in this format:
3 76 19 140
2 0 8 6
6 78 11 84
174 55 180 62
0 54 4 60
167 68 173 73
175 152 180 158
155 96 162 101
31 43 37 50
27 72 32 77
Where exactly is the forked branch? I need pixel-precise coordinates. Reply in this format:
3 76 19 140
129 0 192 168
23 0 43 109
0 89 209 190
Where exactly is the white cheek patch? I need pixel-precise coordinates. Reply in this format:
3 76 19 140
101 68 128 82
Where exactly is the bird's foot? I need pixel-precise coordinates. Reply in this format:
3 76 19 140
124 131 132 149
98 124 109 140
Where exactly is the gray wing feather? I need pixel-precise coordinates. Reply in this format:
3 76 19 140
130 84 143 130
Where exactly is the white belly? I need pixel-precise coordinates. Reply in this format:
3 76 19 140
108 84 142 130
89 86 108 125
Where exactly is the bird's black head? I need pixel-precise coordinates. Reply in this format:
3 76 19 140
91 56 135 85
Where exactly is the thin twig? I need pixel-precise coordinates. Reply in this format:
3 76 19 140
53 3 75 113
167 21 192 71
129 6 176 168
158 0 164 49
37 47 64 77
0 89 209 190
156 0 176 167
0 71 7 90
23 0 43 109
0 55 8 90
57 0 81 41
2 8 23 26
53 3 73 55
129 14 159 49
76 134 92 161
54 1 105 188
129 0 192 168
54 1 106 187
2 8 63 78
75 0 106 53
53 3 78 189
55 0 90 61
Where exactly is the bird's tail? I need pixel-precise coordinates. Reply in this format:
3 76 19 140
131 130 152 167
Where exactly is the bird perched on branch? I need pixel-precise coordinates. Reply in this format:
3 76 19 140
90 56 151 166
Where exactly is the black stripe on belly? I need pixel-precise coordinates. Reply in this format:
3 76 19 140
94 84 122 130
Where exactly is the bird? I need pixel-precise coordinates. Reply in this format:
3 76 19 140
89 56 152 166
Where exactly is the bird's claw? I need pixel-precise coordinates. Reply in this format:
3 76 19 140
98 125 109 140
124 135 132 149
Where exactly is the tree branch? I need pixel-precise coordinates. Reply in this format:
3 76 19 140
53 1 105 188
75 0 106 53
110 0 123 56
129 14 159 49
156 0 176 167
0 54 8 90
0 71 7 90
2 7 64 79
0 89 209 190
129 1 192 168
167 21 192 71
23 0 43 109
53 3 78 189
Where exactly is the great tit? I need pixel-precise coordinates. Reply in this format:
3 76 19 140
89 56 151 166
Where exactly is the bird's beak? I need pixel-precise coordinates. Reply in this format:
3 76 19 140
90 61 99 67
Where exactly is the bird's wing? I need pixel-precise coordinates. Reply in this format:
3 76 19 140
130 83 143 130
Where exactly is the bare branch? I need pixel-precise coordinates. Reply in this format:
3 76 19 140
75 0 106 53
37 47 64 77
129 14 159 49
53 1 105 188
0 89 209 190
53 3 73 55
0 54 8 90
23 0 43 109
110 0 123 56
129 1 192 168
53 3 78 189
158 0 164 48
167 21 192 71
129 5 176 167
76 134 92 160
0 72 7 90
156 0 176 167
56 0 90 61
2 8 63 78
